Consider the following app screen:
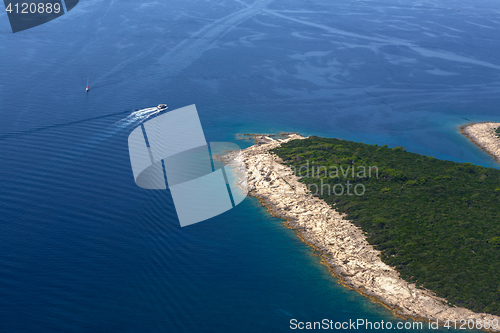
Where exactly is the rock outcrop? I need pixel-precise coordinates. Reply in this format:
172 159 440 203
461 122 500 163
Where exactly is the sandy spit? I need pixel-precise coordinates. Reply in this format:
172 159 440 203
241 133 500 331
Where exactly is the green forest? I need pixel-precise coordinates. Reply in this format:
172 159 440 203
272 137 500 315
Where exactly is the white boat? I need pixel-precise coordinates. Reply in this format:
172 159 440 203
157 104 168 111
86 78 90 92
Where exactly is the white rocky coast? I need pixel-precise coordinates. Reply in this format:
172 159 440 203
460 122 500 163
241 133 500 331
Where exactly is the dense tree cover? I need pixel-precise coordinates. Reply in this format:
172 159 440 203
272 137 500 315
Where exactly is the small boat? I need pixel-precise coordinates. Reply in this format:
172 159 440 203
86 78 90 92
157 104 168 111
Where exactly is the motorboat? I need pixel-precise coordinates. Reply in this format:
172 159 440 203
157 104 168 111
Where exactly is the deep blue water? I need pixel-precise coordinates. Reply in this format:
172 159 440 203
1 0 499 332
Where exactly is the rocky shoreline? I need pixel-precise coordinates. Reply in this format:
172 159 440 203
241 133 500 331
460 122 500 163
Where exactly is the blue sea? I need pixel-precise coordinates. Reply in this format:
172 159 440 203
1 0 499 332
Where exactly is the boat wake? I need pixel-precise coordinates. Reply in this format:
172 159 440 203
0 108 159 141
57 107 160 164
82 106 160 149
111 107 159 131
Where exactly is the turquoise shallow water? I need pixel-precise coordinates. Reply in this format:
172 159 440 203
0 0 499 332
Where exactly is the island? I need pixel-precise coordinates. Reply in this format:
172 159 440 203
240 133 500 331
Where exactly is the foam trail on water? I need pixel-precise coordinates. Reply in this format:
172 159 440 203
111 107 159 132
56 107 160 164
